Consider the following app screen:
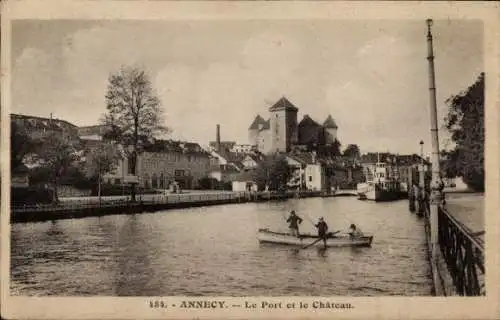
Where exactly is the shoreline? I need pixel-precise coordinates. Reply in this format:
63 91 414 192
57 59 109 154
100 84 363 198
11 190 347 224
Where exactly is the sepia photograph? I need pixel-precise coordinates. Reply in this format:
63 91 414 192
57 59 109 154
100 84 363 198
1 1 498 319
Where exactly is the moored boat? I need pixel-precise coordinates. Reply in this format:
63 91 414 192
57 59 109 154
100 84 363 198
357 156 404 202
257 228 373 248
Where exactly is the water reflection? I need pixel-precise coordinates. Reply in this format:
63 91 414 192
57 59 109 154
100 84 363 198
11 197 433 296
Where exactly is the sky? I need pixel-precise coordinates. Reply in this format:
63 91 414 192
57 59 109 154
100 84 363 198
11 19 483 154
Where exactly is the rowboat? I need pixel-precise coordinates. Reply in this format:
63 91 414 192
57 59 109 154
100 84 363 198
258 228 374 248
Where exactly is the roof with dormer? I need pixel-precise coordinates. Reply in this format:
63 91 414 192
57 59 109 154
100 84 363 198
323 115 338 129
268 97 299 112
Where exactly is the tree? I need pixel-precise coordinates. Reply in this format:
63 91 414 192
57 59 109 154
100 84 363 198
317 139 342 157
10 121 34 170
86 143 121 201
32 133 82 200
252 155 292 192
343 144 361 159
443 72 484 191
101 65 168 201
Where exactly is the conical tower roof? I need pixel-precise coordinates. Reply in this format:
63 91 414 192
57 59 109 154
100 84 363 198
248 114 266 130
323 115 338 129
268 96 299 112
298 114 321 127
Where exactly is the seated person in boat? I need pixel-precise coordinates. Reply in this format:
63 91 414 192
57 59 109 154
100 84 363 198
315 217 329 247
286 210 303 237
348 224 364 238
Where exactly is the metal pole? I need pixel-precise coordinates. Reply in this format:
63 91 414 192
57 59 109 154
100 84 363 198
426 19 444 255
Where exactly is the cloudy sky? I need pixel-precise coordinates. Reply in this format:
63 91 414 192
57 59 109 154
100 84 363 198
11 19 483 154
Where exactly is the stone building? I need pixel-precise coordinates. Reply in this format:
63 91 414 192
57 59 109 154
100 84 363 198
103 140 212 190
78 124 110 141
248 97 339 154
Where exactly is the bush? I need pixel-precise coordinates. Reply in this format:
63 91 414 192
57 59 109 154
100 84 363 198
198 177 218 190
11 187 56 206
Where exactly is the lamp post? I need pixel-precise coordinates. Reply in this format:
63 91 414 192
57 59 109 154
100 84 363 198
127 144 138 202
426 19 444 258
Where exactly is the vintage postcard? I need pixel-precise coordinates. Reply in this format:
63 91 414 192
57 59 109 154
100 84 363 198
1 1 499 319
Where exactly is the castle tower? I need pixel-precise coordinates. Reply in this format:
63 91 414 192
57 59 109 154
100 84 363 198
323 115 338 144
269 97 298 153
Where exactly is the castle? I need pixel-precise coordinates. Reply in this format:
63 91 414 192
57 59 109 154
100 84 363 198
248 97 338 154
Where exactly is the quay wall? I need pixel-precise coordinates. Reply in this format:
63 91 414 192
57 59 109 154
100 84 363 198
11 190 328 223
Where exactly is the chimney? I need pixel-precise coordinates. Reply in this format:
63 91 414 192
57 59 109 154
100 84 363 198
216 124 221 152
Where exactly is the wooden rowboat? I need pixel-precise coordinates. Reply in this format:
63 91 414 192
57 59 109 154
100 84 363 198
258 228 373 248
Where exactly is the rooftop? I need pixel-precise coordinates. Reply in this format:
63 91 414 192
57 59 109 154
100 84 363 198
248 114 267 130
323 115 338 129
268 97 299 112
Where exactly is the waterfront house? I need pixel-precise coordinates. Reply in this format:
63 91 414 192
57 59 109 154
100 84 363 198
103 139 212 190
208 164 241 183
284 152 329 191
232 170 258 192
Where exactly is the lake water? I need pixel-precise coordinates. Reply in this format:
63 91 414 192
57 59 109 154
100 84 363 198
10 197 433 296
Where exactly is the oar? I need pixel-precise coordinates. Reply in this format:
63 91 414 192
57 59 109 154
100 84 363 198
302 238 323 249
301 230 341 249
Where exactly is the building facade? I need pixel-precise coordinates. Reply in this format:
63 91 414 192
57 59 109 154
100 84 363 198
103 141 212 190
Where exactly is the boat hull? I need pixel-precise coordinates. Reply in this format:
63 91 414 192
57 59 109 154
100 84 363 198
359 184 403 202
257 229 373 248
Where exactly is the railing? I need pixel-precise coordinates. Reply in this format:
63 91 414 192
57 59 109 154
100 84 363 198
438 205 485 296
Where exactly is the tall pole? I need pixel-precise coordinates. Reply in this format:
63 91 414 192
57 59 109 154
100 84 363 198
426 19 444 256
419 140 425 189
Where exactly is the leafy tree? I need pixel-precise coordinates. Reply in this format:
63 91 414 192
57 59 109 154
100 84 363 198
85 143 121 199
101 65 168 201
10 121 34 170
317 139 342 157
86 143 120 180
31 133 82 199
343 144 361 159
252 155 292 192
443 72 484 191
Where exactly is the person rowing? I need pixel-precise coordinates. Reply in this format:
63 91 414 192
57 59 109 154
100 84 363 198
286 210 303 237
348 224 364 238
314 217 329 248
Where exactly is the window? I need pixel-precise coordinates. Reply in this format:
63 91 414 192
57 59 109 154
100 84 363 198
128 155 136 175
114 178 121 185
175 170 184 177
309 176 312 182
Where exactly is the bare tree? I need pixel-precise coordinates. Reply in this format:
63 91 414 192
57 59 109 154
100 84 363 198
102 65 168 201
